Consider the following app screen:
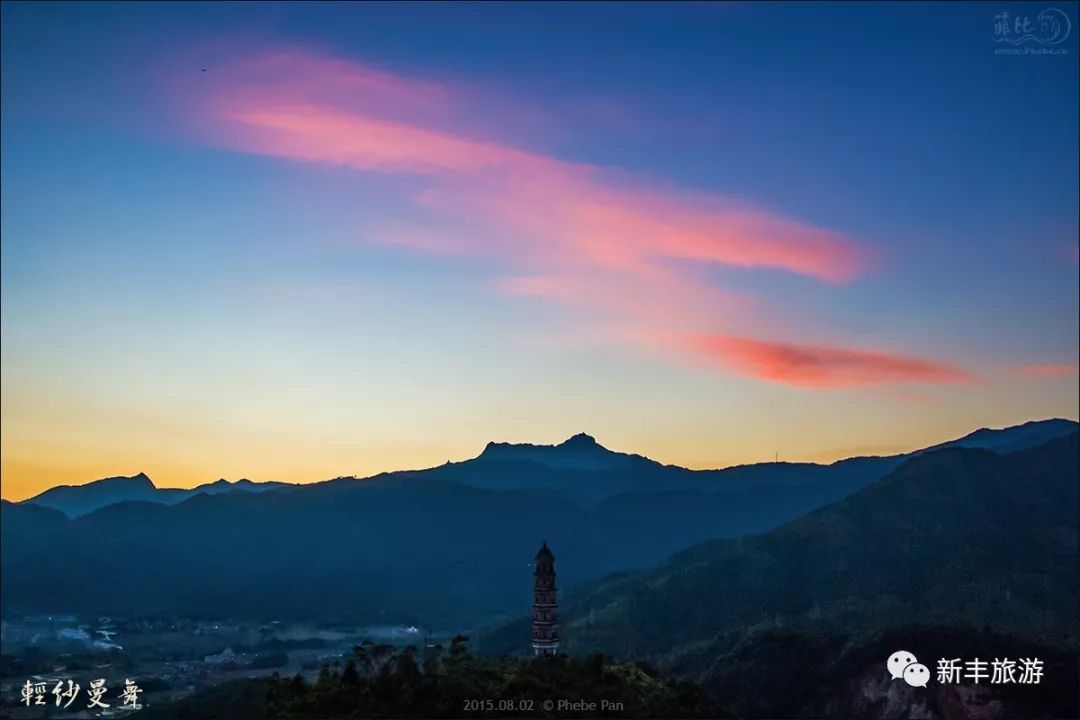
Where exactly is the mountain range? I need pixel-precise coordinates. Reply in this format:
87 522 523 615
21 474 291 517
2 418 1077 632
481 428 1079 652
475 430 1079 717
17 418 1078 514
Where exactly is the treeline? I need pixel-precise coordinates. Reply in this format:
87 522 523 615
151 636 725 719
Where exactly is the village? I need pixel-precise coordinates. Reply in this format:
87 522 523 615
1 613 431 717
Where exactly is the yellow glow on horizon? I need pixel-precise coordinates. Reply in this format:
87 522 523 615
5 403 1077 502
3 334 1077 502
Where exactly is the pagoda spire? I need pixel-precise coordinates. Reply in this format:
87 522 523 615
531 541 558 655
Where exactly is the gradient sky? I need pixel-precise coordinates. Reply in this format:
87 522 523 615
2 2 1078 500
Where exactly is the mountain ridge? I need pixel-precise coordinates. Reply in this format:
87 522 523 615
19 417 1078 516
21 474 292 518
476 430 1079 659
4 418 1076 628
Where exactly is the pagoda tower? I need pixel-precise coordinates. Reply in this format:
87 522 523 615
531 541 559 655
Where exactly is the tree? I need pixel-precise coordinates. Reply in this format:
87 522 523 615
340 659 359 687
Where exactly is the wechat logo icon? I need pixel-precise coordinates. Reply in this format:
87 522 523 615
887 650 929 688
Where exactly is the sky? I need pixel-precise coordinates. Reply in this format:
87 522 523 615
2 2 1078 500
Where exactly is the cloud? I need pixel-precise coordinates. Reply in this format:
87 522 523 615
1013 363 1080 379
208 102 864 283
167 45 967 388
177 48 864 276
679 334 973 388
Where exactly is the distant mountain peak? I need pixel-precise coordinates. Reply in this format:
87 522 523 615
92 472 154 488
22 472 159 518
472 432 647 473
191 477 286 497
560 432 599 448
206 477 255 485
925 417 1078 455
480 433 607 458
20 474 289 517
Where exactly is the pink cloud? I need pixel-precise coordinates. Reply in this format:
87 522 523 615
213 102 865 283
179 50 864 281
166 46 966 389
678 334 973 388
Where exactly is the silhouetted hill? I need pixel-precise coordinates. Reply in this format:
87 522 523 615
23 472 162 517
0 499 68 542
478 432 1079 660
3 420 1075 630
922 417 1078 454
21 419 1075 515
21 474 292 517
476 432 660 472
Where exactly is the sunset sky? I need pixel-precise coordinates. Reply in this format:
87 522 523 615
2 2 1077 500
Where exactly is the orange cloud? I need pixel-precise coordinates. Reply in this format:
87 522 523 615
167 46 967 389
680 334 973 388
